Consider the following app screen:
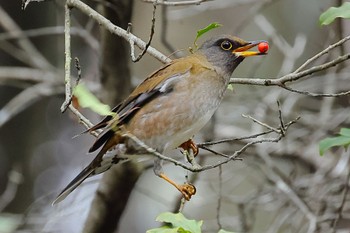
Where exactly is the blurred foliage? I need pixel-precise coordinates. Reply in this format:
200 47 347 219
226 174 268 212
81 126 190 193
0 214 21 233
319 2 350 25
147 212 203 233
73 83 114 116
147 212 235 233
319 128 350 155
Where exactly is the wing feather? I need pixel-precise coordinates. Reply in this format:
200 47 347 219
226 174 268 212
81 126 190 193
88 59 193 152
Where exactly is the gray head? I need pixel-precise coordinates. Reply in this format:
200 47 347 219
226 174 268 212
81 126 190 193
198 35 266 75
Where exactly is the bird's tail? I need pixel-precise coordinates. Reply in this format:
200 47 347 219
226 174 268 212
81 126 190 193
52 142 123 205
53 130 124 205
52 164 94 205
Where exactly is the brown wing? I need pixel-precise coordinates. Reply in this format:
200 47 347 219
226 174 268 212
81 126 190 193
88 57 194 153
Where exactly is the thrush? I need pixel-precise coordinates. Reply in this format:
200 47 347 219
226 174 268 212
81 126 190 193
53 35 267 204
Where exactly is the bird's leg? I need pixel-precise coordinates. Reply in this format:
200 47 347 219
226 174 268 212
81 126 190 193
179 139 199 162
153 159 196 201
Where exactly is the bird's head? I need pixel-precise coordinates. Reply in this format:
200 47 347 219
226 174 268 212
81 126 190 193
198 35 267 75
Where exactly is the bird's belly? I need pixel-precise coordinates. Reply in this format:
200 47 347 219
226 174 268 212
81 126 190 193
126 92 222 153
162 108 215 151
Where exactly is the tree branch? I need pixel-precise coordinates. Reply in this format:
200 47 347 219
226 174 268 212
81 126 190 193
66 0 171 64
61 4 72 113
143 0 212 6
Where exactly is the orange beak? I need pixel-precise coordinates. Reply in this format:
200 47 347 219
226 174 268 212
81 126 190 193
233 40 268 57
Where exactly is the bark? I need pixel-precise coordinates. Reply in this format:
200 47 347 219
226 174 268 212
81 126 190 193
83 1 143 232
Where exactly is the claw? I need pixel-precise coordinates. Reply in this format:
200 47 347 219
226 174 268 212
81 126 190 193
159 173 197 201
178 183 196 201
179 139 199 157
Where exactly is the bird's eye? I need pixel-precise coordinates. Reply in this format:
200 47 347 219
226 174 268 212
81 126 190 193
220 40 232 51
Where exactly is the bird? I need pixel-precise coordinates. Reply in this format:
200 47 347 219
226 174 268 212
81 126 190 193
53 35 267 204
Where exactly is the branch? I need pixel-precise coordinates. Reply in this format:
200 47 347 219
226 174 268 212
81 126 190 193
230 52 350 97
229 34 350 98
123 112 300 173
230 53 350 86
0 165 23 211
128 2 157 62
143 0 212 6
60 4 72 113
0 6 53 70
0 26 99 51
331 157 350 232
294 34 350 73
66 0 171 64
0 82 63 128
0 67 56 83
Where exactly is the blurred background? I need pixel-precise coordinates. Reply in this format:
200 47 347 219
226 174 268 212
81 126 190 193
0 0 350 232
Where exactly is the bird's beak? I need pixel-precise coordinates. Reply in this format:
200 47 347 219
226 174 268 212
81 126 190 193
233 40 268 57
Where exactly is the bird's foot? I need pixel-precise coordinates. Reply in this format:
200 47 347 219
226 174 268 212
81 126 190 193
179 139 199 158
178 183 196 201
158 173 196 201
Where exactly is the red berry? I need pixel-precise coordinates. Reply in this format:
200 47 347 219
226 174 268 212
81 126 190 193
258 42 269 53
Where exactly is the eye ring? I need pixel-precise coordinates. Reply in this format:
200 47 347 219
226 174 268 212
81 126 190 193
220 40 232 51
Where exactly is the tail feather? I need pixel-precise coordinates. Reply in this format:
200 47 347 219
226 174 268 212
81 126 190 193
53 122 124 204
52 165 94 205
52 142 122 205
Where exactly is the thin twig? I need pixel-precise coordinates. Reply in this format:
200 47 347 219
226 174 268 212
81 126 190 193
67 0 171 64
199 145 231 158
242 114 280 133
61 57 82 113
129 2 157 62
280 85 350 97
123 115 299 173
277 100 285 136
198 130 275 146
0 26 99 51
294 34 350 73
60 3 72 113
0 6 53 70
0 164 23 211
230 52 350 87
74 57 82 85
229 33 350 98
216 165 223 230
331 159 350 232
143 0 211 6
0 82 63 128
68 105 98 137
0 67 56 83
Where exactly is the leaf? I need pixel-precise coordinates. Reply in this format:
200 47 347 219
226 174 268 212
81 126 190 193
155 212 202 233
194 22 222 47
218 230 236 233
147 226 187 233
319 133 350 155
0 214 22 233
319 2 350 25
227 84 234 92
73 83 114 116
340 128 350 137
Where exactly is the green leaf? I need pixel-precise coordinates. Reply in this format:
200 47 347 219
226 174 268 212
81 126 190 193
147 226 187 233
0 214 22 233
218 230 236 233
194 22 222 47
319 2 350 25
155 212 202 233
319 134 350 155
227 84 234 92
73 83 114 116
340 128 350 137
